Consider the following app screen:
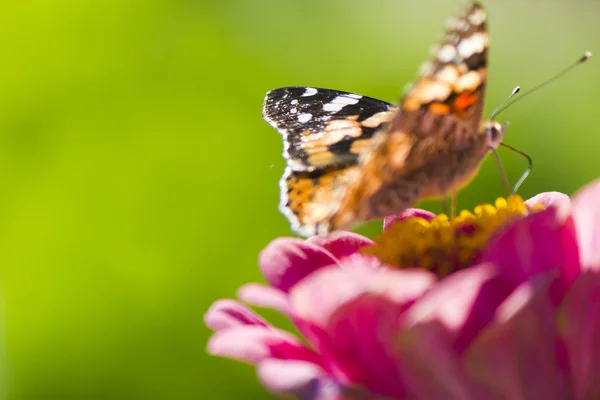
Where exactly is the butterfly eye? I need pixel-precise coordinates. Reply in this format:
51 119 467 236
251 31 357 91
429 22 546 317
486 122 504 146
489 126 499 140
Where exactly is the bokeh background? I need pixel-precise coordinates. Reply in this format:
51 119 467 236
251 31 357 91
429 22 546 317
0 0 598 398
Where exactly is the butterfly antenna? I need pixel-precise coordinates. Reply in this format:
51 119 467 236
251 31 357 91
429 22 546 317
491 51 592 119
488 86 521 119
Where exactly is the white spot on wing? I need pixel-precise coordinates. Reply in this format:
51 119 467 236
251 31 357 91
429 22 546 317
347 93 363 99
454 70 482 92
302 87 318 97
457 32 488 59
290 99 298 105
290 108 297 114
323 95 360 112
437 44 457 63
435 65 459 84
298 113 312 123
323 103 344 112
468 9 486 26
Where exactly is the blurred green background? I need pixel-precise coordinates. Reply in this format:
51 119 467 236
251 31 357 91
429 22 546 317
0 0 598 398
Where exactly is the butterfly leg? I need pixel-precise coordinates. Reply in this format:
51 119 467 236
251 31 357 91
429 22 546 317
440 193 456 218
441 192 458 218
451 191 457 219
498 143 533 194
441 196 450 217
490 147 514 194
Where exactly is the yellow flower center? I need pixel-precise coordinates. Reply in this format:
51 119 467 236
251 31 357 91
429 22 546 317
362 196 545 277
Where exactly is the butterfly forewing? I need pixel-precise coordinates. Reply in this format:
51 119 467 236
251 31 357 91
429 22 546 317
262 87 395 171
328 2 492 232
398 2 488 135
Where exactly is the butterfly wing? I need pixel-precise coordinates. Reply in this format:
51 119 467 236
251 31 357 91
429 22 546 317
397 2 489 136
263 87 396 171
263 87 396 235
330 2 491 231
265 3 492 236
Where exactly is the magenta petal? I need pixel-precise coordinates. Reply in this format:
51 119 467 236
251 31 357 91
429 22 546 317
258 359 340 399
571 178 600 270
207 325 321 365
403 264 514 353
259 360 374 400
290 267 436 398
204 299 268 331
465 281 570 400
258 359 322 392
525 191 571 215
482 207 580 301
558 271 600 400
394 320 495 400
259 238 340 292
237 283 290 315
292 266 435 328
338 253 384 270
306 231 374 260
383 208 435 231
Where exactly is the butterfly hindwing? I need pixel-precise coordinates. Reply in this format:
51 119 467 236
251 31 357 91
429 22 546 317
280 166 362 236
262 87 396 171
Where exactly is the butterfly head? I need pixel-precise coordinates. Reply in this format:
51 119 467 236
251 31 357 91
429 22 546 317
480 119 505 148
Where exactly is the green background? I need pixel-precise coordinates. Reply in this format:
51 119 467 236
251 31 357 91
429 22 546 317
0 0 598 398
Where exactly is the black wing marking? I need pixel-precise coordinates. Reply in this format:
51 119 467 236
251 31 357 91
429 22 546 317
263 86 396 172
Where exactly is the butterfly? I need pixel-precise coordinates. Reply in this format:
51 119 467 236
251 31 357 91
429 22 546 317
263 2 505 237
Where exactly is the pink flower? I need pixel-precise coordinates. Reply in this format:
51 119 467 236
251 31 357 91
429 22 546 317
205 179 600 400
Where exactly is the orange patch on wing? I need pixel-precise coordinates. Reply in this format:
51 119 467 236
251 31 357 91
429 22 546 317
286 175 318 210
285 166 360 225
349 139 372 155
403 79 453 112
453 93 478 112
307 151 336 167
361 110 395 128
428 102 451 115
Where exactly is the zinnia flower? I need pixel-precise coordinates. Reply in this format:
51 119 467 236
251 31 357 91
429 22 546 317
205 179 600 400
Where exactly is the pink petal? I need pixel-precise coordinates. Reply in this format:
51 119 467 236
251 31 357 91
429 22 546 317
237 283 290 315
571 178 600 270
258 359 372 400
257 359 339 399
558 271 600 400
481 207 580 302
291 266 435 328
383 208 436 231
402 263 514 353
303 294 409 398
204 299 268 331
525 191 571 217
338 252 384 270
465 280 570 400
290 266 436 398
207 325 321 365
306 231 374 260
394 320 496 400
259 238 340 292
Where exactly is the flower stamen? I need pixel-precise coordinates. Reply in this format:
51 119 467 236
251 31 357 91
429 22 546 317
362 195 545 277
